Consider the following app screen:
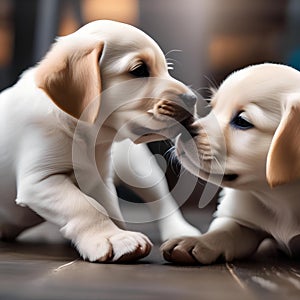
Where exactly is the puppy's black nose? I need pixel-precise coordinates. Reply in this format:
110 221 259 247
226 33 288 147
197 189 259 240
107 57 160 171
179 93 197 107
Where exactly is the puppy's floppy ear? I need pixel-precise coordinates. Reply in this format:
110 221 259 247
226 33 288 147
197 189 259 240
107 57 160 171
35 38 104 123
266 98 300 187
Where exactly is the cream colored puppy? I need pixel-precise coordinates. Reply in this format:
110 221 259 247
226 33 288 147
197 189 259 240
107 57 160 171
162 63 300 264
0 20 200 262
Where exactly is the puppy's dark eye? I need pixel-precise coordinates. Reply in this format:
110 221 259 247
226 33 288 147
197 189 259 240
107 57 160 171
230 111 254 130
130 62 150 78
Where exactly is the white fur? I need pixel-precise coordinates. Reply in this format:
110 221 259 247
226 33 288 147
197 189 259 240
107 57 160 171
162 63 300 264
0 20 200 263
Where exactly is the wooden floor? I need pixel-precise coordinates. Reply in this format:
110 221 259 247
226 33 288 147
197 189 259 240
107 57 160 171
0 207 300 300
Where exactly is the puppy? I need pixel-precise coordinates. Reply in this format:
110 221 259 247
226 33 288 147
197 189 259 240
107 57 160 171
0 20 200 262
162 63 300 264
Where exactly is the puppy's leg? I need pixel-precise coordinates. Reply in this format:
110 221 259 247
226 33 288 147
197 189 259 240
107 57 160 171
17 174 152 262
113 140 201 241
93 145 127 230
161 218 266 264
130 185 201 241
151 193 201 242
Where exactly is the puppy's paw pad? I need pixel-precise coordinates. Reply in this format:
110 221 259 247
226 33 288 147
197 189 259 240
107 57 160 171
161 237 197 263
161 237 219 265
110 231 152 262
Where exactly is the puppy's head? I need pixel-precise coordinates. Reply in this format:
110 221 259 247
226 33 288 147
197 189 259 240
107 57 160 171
35 20 196 143
176 63 300 189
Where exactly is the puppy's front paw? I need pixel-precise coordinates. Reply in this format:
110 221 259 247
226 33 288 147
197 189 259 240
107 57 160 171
109 231 152 262
76 230 152 263
161 234 233 265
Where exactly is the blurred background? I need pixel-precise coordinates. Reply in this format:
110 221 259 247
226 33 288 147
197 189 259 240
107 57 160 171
0 0 299 209
1 0 300 91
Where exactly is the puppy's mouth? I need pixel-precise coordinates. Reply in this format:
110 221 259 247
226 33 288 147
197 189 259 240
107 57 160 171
132 123 182 144
223 174 239 182
203 170 239 183
177 147 239 184
134 132 166 144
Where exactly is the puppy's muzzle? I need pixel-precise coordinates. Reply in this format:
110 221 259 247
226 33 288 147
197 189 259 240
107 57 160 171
152 91 197 124
159 92 197 117
133 92 198 143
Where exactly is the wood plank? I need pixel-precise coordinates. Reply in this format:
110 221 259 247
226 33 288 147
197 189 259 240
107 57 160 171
0 242 255 300
0 209 299 300
228 254 300 300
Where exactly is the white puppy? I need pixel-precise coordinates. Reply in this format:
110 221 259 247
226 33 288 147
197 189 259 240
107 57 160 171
0 20 200 262
162 63 300 264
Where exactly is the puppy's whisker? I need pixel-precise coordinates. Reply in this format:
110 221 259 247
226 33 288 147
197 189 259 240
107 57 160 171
164 146 175 158
165 57 182 69
164 146 183 174
165 49 182 57
203 75 219 91
195 87 215 95
174 154 182 171
179 166 187 176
